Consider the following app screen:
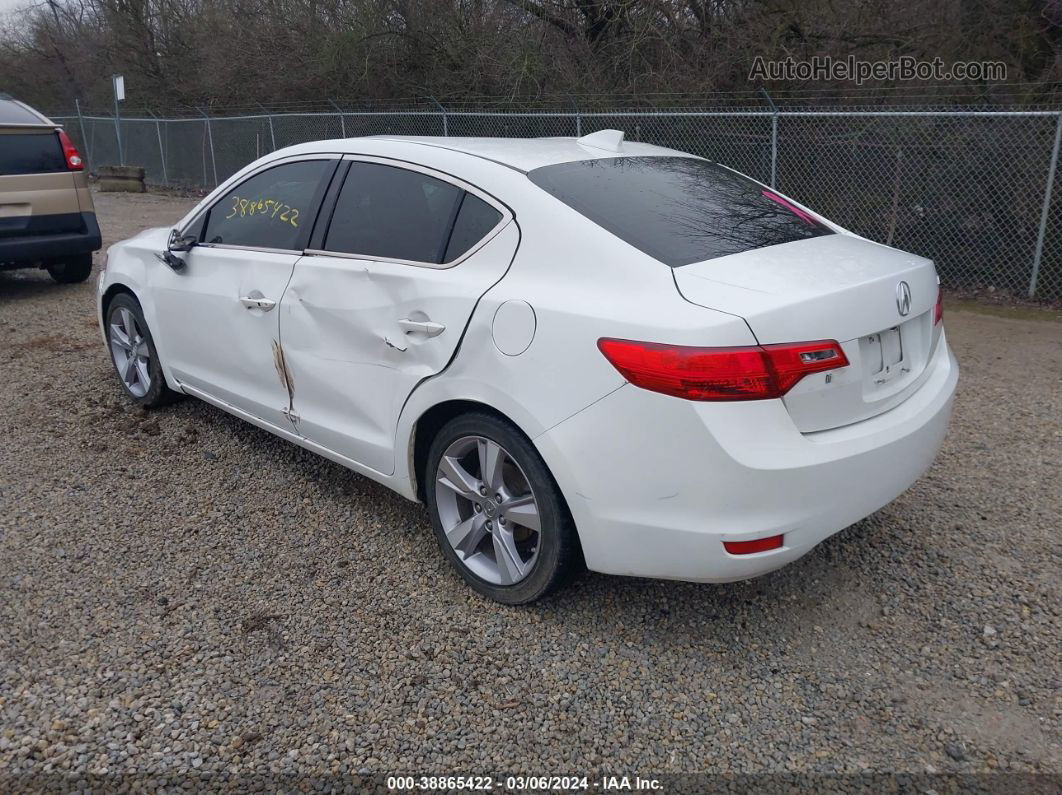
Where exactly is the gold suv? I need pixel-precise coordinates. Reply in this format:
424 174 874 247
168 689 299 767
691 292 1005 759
0 95 100 283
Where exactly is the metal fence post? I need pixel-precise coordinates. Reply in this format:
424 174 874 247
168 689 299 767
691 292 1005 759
197 107 219 187
1029 112 1062 298
256 103 277 151
112 89 124 166
885 148 904 246
328 99 347 138
147 110 168 185
568 95 581 137
761 88 778 189
75 99 91 169
429 96 448 137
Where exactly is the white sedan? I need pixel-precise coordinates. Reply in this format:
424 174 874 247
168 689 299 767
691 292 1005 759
97 130 959 604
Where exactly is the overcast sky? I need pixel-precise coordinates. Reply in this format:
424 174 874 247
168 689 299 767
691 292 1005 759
0 0 29 20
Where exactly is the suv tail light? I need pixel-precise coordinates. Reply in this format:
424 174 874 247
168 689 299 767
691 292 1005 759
934 286 943 326
597 338 849 401
57 129 84 171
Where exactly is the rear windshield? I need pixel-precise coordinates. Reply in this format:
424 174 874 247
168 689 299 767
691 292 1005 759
0 132 66 176
527 156 833 266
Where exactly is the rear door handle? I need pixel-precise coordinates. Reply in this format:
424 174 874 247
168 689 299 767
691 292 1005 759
240 296 276 311
398 318 445 337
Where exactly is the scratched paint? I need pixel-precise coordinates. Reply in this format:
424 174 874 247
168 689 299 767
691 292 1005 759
271 339 295 408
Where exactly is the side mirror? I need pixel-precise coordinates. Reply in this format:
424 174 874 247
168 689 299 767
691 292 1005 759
157 228 196 273
168 228 198 252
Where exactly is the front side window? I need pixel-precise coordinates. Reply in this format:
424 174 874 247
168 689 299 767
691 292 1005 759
203 160 331 250
325 162 501 264
527 156 833 266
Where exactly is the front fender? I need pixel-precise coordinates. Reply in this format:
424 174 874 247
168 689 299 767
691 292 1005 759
97 227 181 390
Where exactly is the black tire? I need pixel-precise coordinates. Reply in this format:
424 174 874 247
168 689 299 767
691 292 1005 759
105 293 181 408
425 411 580 604
47 253 94 284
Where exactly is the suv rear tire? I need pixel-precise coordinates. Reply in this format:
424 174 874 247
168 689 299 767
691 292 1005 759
47 253 93 284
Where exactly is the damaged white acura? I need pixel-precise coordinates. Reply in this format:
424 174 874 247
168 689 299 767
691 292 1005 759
97 130 958 604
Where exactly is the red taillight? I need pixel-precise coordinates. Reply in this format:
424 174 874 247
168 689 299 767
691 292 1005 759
933 286 943 326
597 338 849 401
57 129 83 171
723 535 784 555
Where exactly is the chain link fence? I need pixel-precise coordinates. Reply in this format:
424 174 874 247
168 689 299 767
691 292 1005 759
52 104 1062 300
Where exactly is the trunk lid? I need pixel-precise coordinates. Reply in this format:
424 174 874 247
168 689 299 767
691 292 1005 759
673 233 942 431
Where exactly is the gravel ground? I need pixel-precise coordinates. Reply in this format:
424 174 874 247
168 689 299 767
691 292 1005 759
1 190 1060 784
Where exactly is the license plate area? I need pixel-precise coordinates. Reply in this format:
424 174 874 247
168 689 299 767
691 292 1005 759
862 326 909 386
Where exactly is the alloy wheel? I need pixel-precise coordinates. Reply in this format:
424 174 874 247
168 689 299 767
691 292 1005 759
434 435 542 586
109 307 152 398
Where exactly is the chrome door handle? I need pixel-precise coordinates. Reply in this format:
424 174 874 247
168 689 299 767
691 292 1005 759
398 318 445 337
240 296 276 311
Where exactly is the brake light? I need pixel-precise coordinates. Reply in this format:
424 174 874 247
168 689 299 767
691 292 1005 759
57 129 83 171
934 286 943 326
724 535 784 555
597 338 849 401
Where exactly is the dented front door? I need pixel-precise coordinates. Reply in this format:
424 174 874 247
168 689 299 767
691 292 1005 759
151 246 299 431
278 222 519 475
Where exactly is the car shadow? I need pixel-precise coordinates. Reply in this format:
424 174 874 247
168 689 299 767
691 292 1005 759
531 517 899 662
157 391 891 654
0 267 87 299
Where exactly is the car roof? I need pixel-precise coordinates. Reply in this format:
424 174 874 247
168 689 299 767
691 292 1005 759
0 96 55 127
342 134 686 173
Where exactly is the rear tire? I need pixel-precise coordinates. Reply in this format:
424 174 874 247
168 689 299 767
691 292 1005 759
425 412 579 604
47 253 93 284
105 293 180 408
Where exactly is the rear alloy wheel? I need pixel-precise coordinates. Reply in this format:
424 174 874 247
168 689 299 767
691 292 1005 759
426 412 579 604
47 253 93 284
105 294 179 408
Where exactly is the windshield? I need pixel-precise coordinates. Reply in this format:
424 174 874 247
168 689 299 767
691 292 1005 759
527 156 833 266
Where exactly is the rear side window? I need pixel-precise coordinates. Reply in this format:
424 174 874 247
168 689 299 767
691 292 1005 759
527 156 833 266
326 163 461 263
325 162 502 264
445 194 503 262
203 160 331 250
0 132 65 176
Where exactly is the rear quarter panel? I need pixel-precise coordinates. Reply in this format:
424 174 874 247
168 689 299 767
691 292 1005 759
394 161 759 497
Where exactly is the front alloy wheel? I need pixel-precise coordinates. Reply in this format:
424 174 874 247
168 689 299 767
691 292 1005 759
105 293 179 408
109 304 152 397
425 412 579 604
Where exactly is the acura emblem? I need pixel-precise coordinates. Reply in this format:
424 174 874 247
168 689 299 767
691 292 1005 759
896 281 912 317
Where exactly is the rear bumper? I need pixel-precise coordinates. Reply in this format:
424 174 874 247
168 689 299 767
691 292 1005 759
535 334 959 582
0 211 101 266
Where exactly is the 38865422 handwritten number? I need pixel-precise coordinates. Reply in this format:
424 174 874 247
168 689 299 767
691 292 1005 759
224 195 300 226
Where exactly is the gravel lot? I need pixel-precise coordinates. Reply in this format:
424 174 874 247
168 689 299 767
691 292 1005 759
1 190 1060 784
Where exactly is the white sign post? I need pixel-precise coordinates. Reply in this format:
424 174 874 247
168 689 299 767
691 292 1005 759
112 74 125 165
